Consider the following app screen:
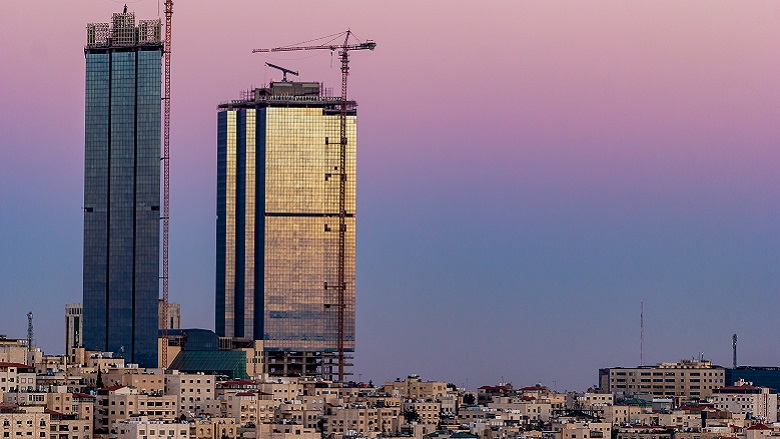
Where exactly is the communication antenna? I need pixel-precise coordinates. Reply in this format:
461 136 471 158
732 334 737 369
26 312 33 354
265 62 299 82
640 300 644 366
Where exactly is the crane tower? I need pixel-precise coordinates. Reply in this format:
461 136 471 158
161 0 173 368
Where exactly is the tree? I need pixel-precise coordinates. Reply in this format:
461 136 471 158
96 368 104 389
403 408 420 423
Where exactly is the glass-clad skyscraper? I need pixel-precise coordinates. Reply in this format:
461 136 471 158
216 82 356 378
82 10 162 367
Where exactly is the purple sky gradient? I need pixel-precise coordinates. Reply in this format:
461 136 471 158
1 1 778 390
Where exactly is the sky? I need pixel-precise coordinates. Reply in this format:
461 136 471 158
0 1 778 391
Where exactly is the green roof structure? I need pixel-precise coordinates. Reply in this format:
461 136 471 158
168 350 247 379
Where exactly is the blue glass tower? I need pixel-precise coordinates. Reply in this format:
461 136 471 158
82 10 163 367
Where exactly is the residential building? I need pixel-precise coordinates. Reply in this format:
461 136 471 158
113 418 189 439
599 360 726 398
164 371 216 416
615 426 675 439
48 410 92 439
219 389 278 426
324 405 380 437
0 363 36 393
93 386 177 434
709 380 777 423
257 423 320 439
215 81 358 379
0 337 32 365
82 8 163 368
102 366 165 394
549 420 611 439
0 406 49 439
189 418 237 439
384 376 448 401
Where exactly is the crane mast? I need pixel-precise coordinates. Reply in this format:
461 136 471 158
161 0 173 369
253 31 375 381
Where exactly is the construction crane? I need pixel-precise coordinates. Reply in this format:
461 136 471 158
161 0 173 369
253 31 375 382
265 62 299 82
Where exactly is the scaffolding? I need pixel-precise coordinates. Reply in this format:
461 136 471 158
264 351 353 380
86 11 161 49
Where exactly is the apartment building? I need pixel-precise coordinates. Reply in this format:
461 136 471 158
550 420 612 439
164 372 215 416
599 360 726 398
709 380 777 423
0 363 36 393
113 419 188 439
94 386 177 433
384 376 448 401
189 418 237 439
47 410 91 439
402 401 441 425
103 367 165 394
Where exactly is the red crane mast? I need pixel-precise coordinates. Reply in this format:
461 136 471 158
161 0 173 369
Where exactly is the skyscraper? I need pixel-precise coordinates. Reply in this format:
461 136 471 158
82 10 163 367
216 81 356 378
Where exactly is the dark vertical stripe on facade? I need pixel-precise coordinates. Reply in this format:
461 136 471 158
235 110 246 338
215 111 227 337
131 50 138 363
105 51 112 352
254 109 266 341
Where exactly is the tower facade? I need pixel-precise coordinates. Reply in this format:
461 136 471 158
82 10 163 367
64 303 83 355
216 82 356 378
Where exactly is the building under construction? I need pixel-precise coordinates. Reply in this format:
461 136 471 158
215 81 357 380
82 9 163 368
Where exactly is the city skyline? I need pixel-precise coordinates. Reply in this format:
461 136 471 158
0 1 778 390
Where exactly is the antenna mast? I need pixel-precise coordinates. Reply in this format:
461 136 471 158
26 312 33 355
733 334 737 369
161 0 173 369
640 300 644 366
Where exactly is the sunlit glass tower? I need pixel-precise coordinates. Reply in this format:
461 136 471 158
216 81 356 379
82 9 162 368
